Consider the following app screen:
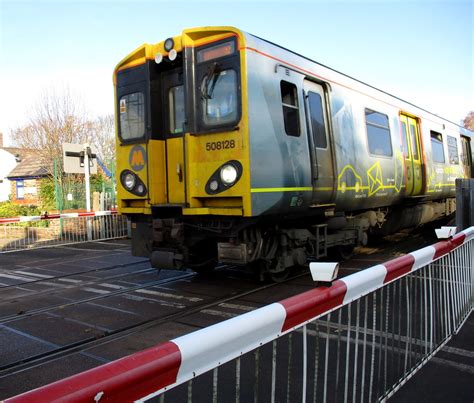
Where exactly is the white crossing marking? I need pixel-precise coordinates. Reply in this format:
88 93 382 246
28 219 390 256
14 271 53 279
57 278 83 283
82 287 110 295
99 283 125 290
218 302 255 312
0 273 34 281
431 357 474 375
134 289 202 302
443 346 474 358
201 309 238 319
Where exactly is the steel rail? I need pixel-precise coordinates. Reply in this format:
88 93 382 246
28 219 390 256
0 257 150 290
0 271 308 378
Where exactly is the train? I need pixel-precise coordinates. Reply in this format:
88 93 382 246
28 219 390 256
114 26 473 280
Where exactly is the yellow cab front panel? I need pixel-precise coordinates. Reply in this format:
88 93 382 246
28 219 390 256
114 27 251 218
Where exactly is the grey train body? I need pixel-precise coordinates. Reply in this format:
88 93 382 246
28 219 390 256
245 33 471 218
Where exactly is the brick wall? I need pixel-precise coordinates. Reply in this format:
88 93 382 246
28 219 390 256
10 178 43 205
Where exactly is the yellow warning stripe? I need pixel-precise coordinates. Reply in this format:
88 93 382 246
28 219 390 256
251 187 313 193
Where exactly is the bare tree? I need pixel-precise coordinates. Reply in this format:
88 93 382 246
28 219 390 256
463 111 474 131
11 86 116 209
91 114 116 167
11 86 96 175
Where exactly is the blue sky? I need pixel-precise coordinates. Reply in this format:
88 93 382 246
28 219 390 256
0 0 472 145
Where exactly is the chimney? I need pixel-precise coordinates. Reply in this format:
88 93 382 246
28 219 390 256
0 133 3 148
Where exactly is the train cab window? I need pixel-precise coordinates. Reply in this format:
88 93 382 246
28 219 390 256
201 69 238 126
119 92 145 140
307 92 327 148
447 136 459 164
281 81 300 137
365 109 392 156
169 85 185 134
430 131 445 163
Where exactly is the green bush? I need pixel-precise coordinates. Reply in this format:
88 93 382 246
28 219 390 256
39 178 56 210
0 201 42 218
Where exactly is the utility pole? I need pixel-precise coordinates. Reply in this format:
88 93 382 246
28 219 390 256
63 143 97 241
84 144 92 240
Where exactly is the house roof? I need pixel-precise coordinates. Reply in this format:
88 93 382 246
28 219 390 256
7 151 49 179
2 147 30 160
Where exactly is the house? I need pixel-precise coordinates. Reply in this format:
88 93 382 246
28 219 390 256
6 148 49 205
0 133 39 202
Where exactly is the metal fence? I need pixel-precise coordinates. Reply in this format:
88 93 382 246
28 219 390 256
0 211 130 252
4 227 473 403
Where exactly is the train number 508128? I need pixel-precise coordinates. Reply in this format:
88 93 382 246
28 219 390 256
205 140 236 151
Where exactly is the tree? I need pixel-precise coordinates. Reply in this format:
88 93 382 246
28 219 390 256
11 87 116 172
91 114 116 167
11 86 116 210
463 111 474 131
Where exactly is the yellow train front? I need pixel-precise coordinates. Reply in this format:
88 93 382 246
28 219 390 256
115 26 473 279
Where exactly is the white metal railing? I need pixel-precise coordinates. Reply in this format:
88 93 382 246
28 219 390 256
4 227 473 402
0 211 129 252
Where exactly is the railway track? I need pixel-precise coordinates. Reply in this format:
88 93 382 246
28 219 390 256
0 271 307 378
0 258 150 290
0 271 195 324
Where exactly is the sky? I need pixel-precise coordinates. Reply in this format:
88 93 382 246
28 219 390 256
0 0 472 146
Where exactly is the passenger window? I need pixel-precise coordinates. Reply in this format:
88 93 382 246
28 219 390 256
307 92 327 148
365 109 393 156
401 121 409 157
461 137 471 166
430 131 445 163
447 136 459 164
280 81 300 137
169 85 185 134
409 123 419 160
119 92 145 140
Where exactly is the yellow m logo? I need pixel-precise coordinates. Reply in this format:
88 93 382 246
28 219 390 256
131 150 145 167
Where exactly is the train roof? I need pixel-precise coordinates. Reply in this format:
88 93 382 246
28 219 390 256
246 31 472 137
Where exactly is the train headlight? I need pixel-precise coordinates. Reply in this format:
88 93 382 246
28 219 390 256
168 49 177 61
124 173 136 190
164 38 174 52
120 170 147 197
205 160 242 195
154 52 163 64
220 164 238 185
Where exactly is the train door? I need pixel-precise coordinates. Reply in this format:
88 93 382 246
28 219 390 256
163 68 186 204
461 135 473 177
303 80 335 204
400 114 424 195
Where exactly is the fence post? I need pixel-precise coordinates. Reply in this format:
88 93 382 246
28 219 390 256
456 179 474 231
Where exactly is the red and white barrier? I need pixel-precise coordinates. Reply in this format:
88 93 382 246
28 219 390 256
5 227 474 402
0 210 117 225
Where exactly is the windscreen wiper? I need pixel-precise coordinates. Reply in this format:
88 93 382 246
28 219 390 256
201 62 220 99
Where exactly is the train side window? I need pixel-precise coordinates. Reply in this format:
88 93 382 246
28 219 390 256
447 135 459 164
280 81 300 137
307 91 327 148
430 131 445 163
169 85 185 134
401 121 409 157
461 136 472 166
119 92 145 140
365 109 392 156
409 123 419 160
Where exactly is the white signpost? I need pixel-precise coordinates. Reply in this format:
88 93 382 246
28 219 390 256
62 143 98 240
